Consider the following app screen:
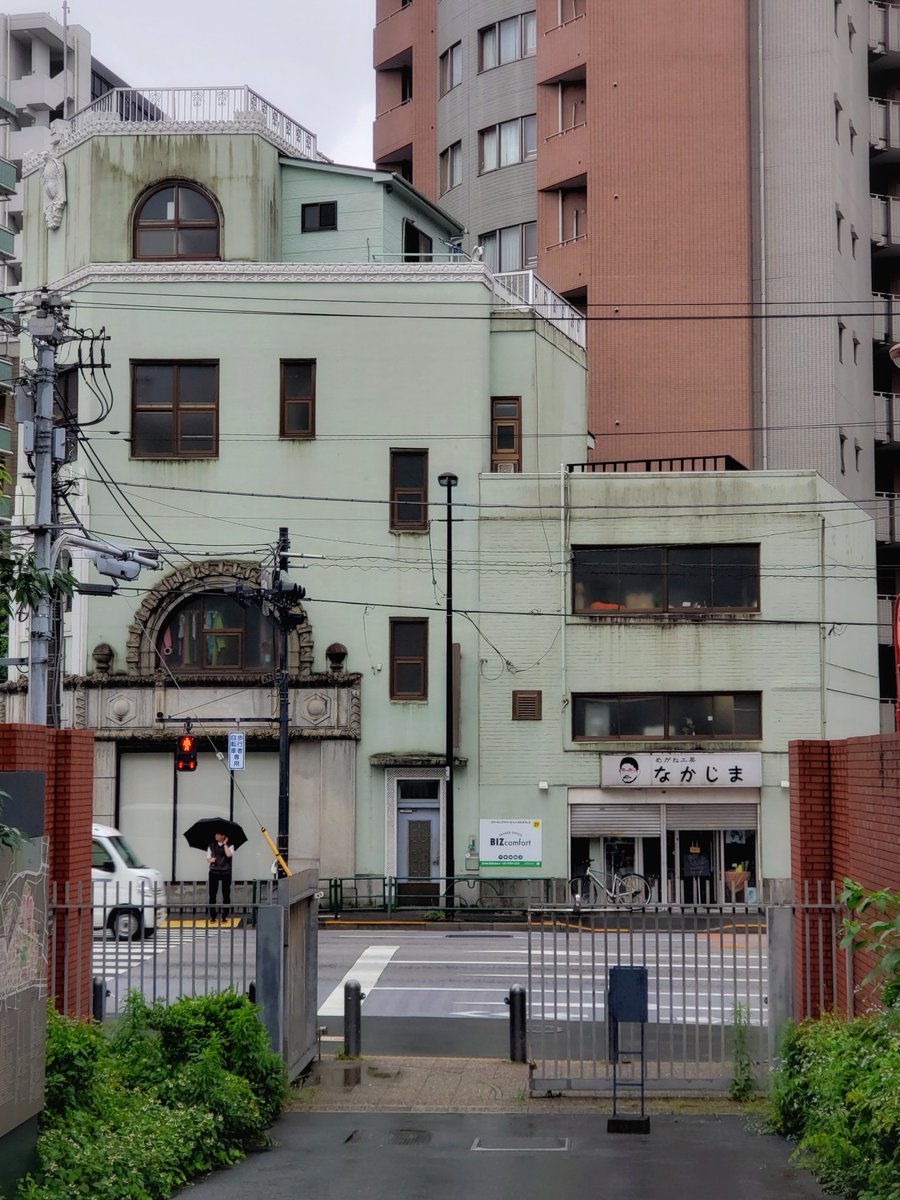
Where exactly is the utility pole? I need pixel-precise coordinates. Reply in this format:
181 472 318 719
233 528 307 873
438 473 458 892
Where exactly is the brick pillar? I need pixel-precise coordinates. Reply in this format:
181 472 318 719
0 724 94 1014
788 739 836 1019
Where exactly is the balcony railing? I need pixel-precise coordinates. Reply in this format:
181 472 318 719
870 1 900 55
58 86 323 163
870 97 900 151
873 491 900 541
873 292 900 342
492 269 585 347
879 700 897 734
875 391 900 440
569 456 747 473
872 193 900 246
877 593 895 646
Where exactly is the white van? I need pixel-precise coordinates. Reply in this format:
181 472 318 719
91 823 166 939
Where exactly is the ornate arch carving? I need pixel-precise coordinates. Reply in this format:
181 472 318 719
125 559 313 676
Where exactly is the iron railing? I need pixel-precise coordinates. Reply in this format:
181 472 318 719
569 455 746 474
66 86 322 160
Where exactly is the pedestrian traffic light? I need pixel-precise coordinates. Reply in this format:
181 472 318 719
176 733 197 772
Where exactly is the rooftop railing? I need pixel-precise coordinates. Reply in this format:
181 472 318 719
492 269 585 347
65 86 323 161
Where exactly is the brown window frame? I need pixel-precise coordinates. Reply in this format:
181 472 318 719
280 359 316 439
512 690 542 720
491 396 521 472
131 360 219 460
156 592 278 675
133 181 220 262
390 448 429 531
390 617 428 700
571 544 760 615
571 692 762 741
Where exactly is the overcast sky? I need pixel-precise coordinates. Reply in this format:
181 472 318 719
5 1 376 166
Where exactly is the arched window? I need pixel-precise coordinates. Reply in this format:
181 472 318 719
157 593 275 673
133 182 220 261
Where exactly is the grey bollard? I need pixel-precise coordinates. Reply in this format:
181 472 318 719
507 984 527 1063
344 978 364 1058
92 977 105 1023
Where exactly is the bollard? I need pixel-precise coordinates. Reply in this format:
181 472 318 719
344 978 364 1058
507 984 527 1063
92 977 105 1023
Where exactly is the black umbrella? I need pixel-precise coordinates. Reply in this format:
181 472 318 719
183 818 248 852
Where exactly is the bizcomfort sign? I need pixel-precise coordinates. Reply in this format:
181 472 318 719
479 819 542 867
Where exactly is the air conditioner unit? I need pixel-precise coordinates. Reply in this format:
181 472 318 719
493 461 519 474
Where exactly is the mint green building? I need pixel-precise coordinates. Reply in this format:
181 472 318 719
8 89 588 887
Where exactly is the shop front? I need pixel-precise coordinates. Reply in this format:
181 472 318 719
569 752 761 903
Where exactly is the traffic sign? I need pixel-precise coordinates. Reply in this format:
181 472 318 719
227 730 245 771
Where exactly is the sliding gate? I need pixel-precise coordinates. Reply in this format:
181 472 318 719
527 904 769 1093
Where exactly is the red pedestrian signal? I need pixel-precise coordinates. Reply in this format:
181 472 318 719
176 734 197 772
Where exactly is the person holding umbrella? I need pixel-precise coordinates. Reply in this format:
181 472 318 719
207 830 234 924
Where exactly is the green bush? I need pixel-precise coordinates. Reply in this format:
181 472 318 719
17 990 287 1200
769 1010 900 1200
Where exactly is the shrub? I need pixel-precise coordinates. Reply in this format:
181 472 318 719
17 990 287 1200
769 1010 900 1200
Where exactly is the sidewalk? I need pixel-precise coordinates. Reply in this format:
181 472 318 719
292 1050 753 1115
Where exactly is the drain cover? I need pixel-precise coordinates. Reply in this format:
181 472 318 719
472 1137 569 1152
390 1129 433 1146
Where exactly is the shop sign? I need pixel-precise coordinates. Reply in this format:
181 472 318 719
479 819 542 867
601 752 762 789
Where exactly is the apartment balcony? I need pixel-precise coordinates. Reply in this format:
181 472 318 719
374 1 415 70
873 292 900 341
877 594 895 646
537 10 587 87
373 97 414 165
870 97 900 157
540 233 588 298
872 193 900 250
873 491 900 542
870 1 900 62
8 70 65 113
0 225 15 259
879 700 897 733
570 455 747 474
875 391 900 441
538 122 588 191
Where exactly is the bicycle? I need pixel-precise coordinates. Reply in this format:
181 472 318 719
568 859 653 908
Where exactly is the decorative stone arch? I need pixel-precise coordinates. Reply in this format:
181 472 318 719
125 559 313 675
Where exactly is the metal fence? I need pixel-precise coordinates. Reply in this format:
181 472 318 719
526 899 843 1093
321 875 569 914
50 874 319 1080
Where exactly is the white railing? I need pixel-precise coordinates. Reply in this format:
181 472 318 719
870 97 900 150
870 1 900 55
874 391 900 440
877 593 895 645
67 86 322 161
871 192 900 245
872 292 900 342
492 269 585 347
880 699 897 733
873 492 900 542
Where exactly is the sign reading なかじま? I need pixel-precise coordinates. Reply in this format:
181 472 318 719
479 819 542 867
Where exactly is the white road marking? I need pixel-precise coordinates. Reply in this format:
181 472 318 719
318 945 400 1016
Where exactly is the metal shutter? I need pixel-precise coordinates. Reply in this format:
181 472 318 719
569 804 663 837
664 803 758 830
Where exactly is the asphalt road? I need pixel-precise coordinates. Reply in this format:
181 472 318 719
183 1113 829 1200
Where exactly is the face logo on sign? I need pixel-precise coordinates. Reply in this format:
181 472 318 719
618 756 640 785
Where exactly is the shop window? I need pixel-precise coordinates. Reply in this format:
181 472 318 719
133 181 219 260
390 449 428 530
157 593 276 673
572 545 759 614
390 618 428 699
572 693 762 740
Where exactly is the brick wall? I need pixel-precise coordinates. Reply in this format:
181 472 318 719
790 733 900 1018
0 725 95 1014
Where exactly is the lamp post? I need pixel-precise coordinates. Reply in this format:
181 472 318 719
438 472 458 891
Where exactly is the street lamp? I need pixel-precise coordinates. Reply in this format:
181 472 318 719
438 472 458 893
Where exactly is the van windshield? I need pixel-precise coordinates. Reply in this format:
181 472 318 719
109 835 145 869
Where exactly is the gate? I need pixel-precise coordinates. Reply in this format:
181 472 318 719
526 901 839 1093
